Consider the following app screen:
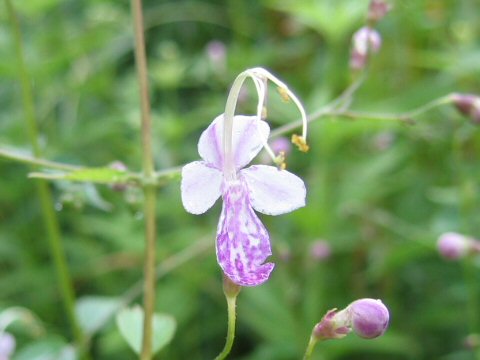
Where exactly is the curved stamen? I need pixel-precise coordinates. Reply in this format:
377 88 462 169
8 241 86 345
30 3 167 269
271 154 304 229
223 67 309 179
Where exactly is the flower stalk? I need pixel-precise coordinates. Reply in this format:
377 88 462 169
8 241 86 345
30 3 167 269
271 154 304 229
130 0 157 359
214 276 241 360
4 0 86 354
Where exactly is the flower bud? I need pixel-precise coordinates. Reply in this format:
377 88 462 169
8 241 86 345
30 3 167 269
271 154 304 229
437 232 480 260
310 240 331 261
451 93 480 124
0 332 15 359
350 27 382 70
206 40 227 71
270 137 292 156
348 298 389 339
312 298 389 341
367 0 391 23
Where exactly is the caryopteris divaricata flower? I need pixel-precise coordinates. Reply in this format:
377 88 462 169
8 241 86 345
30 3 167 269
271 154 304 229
181 67 308 286
313 298 389 341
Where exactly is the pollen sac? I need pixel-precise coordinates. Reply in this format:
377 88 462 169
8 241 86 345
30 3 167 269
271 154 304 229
291 134 310 152
277 86 291 102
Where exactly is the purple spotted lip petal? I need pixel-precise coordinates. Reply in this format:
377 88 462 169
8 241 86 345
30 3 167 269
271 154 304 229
216 180 274 286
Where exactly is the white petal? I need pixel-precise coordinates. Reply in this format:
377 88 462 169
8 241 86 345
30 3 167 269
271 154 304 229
198 115 224 169
198 114 270 169
181 161 222 214
232 115 270 169
241 165 306 215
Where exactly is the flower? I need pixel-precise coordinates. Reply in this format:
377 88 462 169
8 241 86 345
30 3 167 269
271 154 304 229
181 114 306 286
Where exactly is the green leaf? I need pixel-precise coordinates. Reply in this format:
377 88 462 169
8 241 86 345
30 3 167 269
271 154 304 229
12 336 76 360
29 167 133 185
116 306 176 355
76 296 123 335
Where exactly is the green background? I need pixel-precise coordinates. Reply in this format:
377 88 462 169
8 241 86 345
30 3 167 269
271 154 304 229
1 0 480 359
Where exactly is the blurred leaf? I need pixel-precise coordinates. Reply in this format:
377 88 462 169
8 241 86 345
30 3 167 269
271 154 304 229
263 0 369 42
115 306 176 356
76 296 123 336
12 336 76 360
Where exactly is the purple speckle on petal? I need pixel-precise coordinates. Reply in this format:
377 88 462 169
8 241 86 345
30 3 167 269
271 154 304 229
216 179 274 286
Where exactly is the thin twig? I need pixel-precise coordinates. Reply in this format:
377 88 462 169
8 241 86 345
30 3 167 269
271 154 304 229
0 147 82 171
4 0 86 354
130 0 157 359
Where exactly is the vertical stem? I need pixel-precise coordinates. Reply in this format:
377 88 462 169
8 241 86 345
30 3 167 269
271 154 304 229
452 128 480 360
4 0 85 351
302 335 318 360
130 0 157 359
214 277 240 360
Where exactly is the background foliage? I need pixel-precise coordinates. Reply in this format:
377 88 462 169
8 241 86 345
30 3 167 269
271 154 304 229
1 0 480 359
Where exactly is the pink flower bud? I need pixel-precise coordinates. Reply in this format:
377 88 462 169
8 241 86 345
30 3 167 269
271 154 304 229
312 298 389 341
348 298 390 339
270 137 292 156
310 240 331 261
0 332 15 359
452 93 480 124
367 0 391 23
206 40 227 69
437 232 479 260
350 27 382 70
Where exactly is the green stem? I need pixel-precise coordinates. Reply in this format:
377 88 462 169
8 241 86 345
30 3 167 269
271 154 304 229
270 93 455 138
4 0 86 352
452 126 480 359
129 0 157 359
0 147 81 171
302 335 319 360
214 277 240 360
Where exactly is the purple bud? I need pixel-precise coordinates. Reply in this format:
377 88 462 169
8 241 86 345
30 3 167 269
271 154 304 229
367 0 391 23
0 332 15 358
270 137 292 156
452 93 480 124
310 240 331 261
348 298 389 339
437 232 477 260
350 27 382 70
206 40 227 69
